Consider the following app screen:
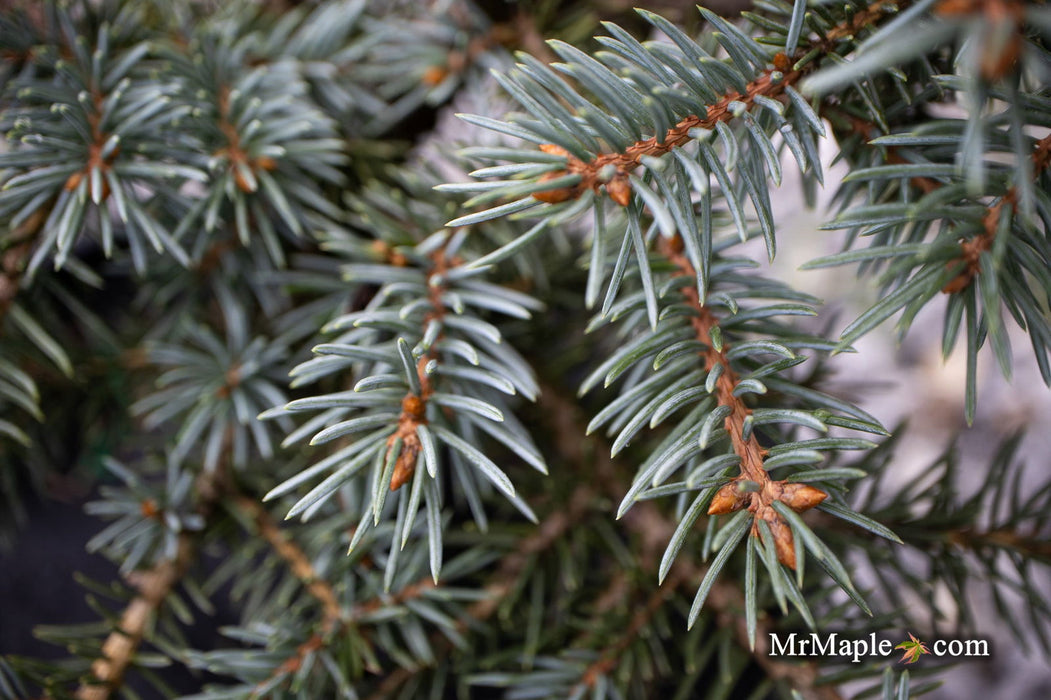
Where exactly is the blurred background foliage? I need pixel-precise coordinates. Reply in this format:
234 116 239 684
0 1 1048 699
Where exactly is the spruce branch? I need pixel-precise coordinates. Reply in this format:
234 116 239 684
445 0 926 644
941 131 1051 294
532 387 847 700
362 484 597 698
74 534 195 700
944 526 1051 561
809 120 1051 409
532 65 802 207
531 0 907 208
234 495 342 625
73 285 289 696
273 210 548 578
212 86 280 197
464 483 596 620
0 15 202 274
658 234 827 569
5 2 1050 698
384 237 458 492
74 464 229 700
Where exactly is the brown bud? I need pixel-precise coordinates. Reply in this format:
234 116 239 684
224 364 243 391
532 146 578 203
1034 139 1051 172
140 498 159 519
708 482 747 515
665 234 685 255
779 483 827 512
538 143 571 159
764 511 798 569
980 24 1021 82
772 52 792 73
401 394 425 419
934 0 979 16
255 155 277 171
533 170 575 204
390 448 416 491
64 170 83 191
421 65 448 87
941 269 974 294
390 441 418 489
532 188 574 204
606 177 631 207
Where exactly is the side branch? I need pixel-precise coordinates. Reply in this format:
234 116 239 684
535 67 801 206
74 461 230 699
657 235 826 568
235 495 343 625
385 240 459 491
534 0 907 206
577 568 690 689
74 536 194 700
363 485 595 700
942 132 1051 293
466 484 595 620
537 388 842 700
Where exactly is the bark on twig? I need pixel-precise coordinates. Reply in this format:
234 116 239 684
74 536 195 700
75 466 228 699
235 495 343 625
533 0 909 207
538 387 843 700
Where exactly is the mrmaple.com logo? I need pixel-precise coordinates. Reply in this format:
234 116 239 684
768 631 990 664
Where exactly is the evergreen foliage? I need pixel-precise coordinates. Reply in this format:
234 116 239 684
0 1 1048 699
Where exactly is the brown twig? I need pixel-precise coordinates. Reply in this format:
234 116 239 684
941 132 1051 293
235 495 343 624
825 110 1051 296
363 484 596 700
74 536 196 700
74 467 228 700
657 235 827 568
537 387 843 700
533 66 804 206
946 526 1051 560
368 384 845 699
385 237 459 491
464 484 595 621
577 567 690 689
533 0 907 206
